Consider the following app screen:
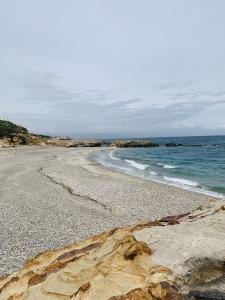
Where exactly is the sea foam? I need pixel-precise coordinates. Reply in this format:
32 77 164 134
163 164 177 169
124 159 149 170
157 163 177 169
109 150 120 160
163 176 198 187
150 171 157 175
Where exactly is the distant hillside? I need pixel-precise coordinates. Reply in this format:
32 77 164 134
0 120 28 138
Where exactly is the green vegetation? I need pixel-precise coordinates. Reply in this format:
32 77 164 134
0 120 28 138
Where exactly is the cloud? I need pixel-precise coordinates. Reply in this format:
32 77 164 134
153 81 192 91
18 71 74 103
7 71 225 137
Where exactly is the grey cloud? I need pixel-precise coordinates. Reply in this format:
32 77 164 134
19 71 74 103
1 0 225 137
154 81 192 91
11 70 224 137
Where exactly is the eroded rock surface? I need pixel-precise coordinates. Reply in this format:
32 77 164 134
1 202 225 299
0 133 104 148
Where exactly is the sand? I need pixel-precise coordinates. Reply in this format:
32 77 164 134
0 146 217 276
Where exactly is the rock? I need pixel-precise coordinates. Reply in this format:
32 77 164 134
0 135 104 148
0 120 28 138
1 201 225 299
182 144 205 147
0 133 49 147
165 143 207 148
111 140 159 148
165 143 183 147
46 138 103 147
0 119 105 148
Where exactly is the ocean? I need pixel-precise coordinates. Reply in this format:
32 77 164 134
94 135 225 198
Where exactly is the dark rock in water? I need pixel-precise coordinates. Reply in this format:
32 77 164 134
166 143 183 147
166 143 207 148
67 140 103 147
111 140 159 148
183 144 205 147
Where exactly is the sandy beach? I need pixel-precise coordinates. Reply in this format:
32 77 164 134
0 146 217 276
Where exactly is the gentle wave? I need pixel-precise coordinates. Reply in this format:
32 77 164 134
157 163 177 169
124 159 149 170
94 150 224 199
109 150 120 161
150 171 157 175
163 176 198 187
163 164 177 169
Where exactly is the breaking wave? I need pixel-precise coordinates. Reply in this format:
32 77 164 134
124 159 149 170
163 176 198 187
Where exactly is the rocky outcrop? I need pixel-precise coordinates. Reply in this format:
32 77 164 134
0 135 160 148
165 143 206 147
46 138 103 147
0 120 105 148
166 143 183 147
1 201 225 299
111 140 159 148
0 133 48 147
0 120 28 138
0 133 104 148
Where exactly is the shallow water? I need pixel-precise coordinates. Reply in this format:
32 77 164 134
94 136 225 198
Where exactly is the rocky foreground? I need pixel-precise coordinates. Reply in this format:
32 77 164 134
1 200 225 299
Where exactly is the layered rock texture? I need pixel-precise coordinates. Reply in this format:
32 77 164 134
1 201 225 299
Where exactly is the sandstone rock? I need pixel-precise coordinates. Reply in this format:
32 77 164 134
46 138 103 147
0 119 105 148
0 134 104 148
1 201 225 299
111 140 159 148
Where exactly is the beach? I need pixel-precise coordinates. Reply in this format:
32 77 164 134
0 146 217 276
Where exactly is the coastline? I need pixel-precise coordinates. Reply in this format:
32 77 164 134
0 146 218 276
93 147 225 199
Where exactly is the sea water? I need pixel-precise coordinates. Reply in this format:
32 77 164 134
94 136 225 198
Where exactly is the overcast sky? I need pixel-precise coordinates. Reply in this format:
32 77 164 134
1 0 225 138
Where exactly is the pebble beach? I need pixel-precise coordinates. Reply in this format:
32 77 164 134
0 146 217 276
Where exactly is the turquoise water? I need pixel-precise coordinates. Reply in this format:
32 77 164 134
94 136 225 198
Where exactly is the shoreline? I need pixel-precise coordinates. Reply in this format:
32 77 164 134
92 147 224 199
0 146 218 276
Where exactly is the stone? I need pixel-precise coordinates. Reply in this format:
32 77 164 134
110 140 159 148
1 201 225 299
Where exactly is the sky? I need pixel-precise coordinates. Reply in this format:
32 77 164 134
1 0 225 138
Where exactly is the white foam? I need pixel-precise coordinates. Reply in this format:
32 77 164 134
163 176 198 187
157 163 177 169
124 159 149 170
109 150 120 160
150 171 157 175
163 164 177 169
94 153 224 199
